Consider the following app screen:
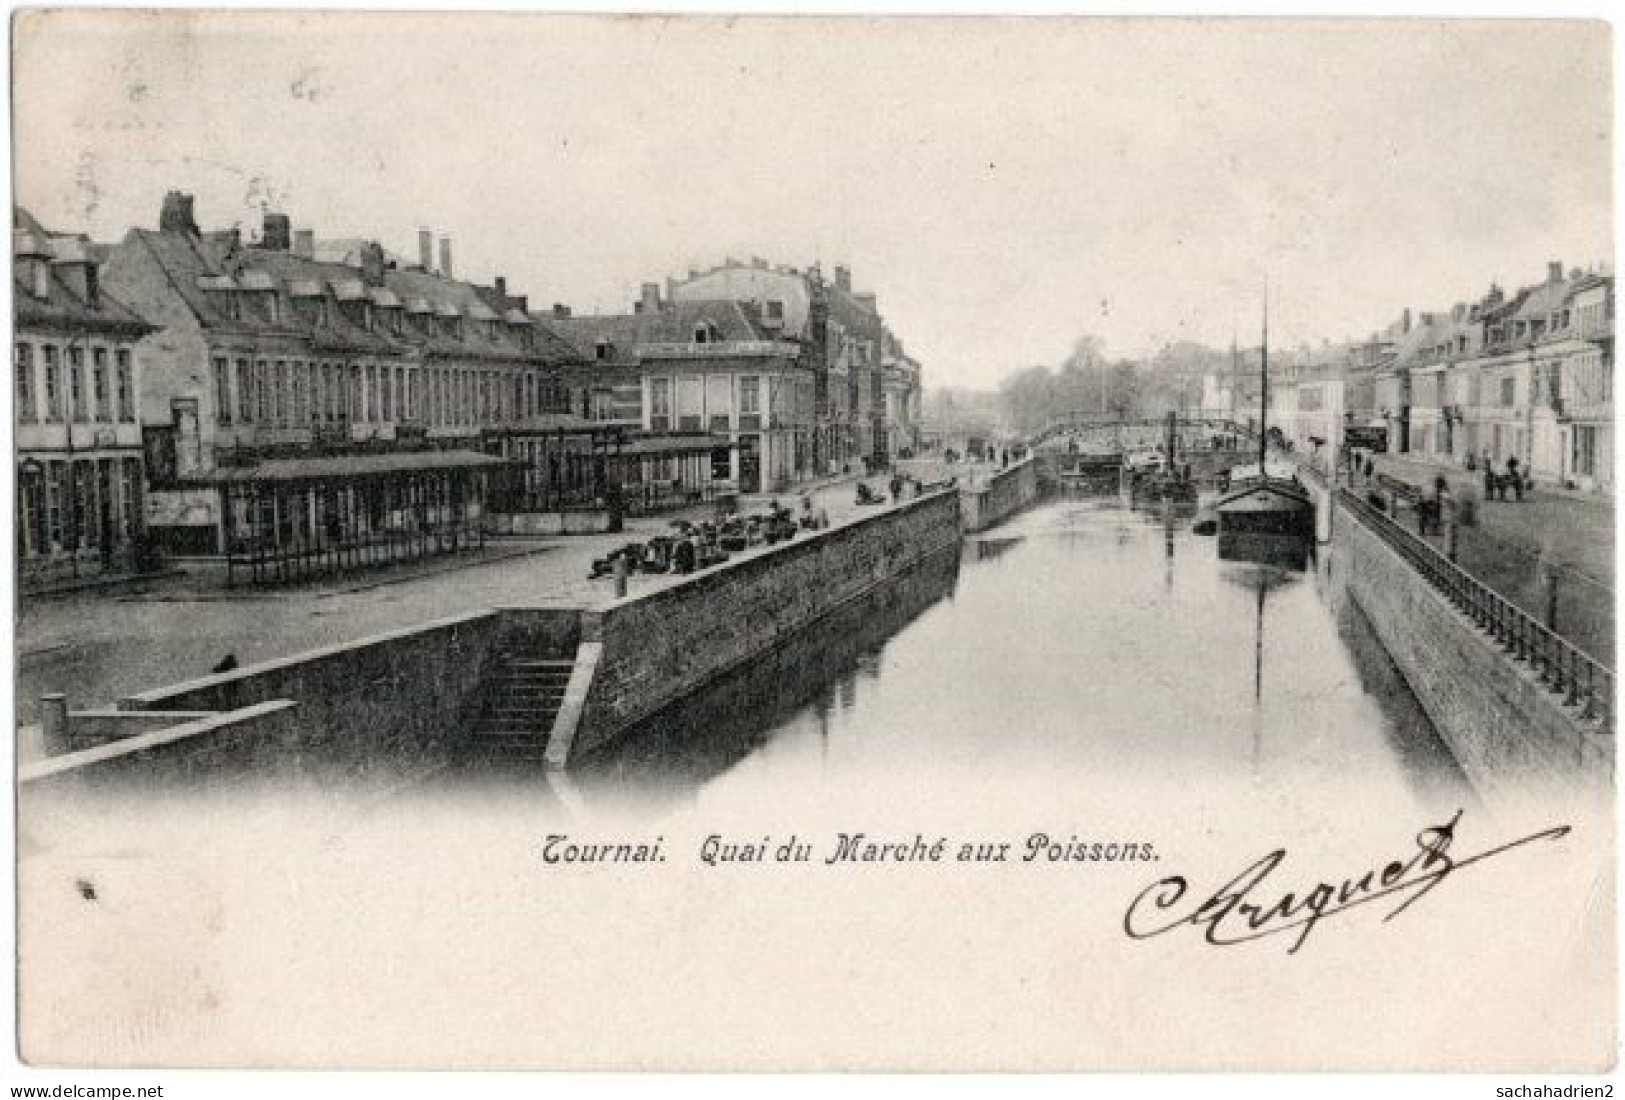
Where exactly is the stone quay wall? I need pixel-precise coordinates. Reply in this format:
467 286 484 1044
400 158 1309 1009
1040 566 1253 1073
1329 499 1611 803
20 701 301 794
959 456 1039 533
36 492 963 778
562 488 962 762
112 608 580 783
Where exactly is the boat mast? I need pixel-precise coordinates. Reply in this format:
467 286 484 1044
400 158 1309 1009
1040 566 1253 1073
1258 284 1269 472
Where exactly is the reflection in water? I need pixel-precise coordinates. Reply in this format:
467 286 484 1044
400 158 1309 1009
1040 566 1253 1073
569 547 962 812
968 536 1024 563
558 492 1467 815
1213 531 1313 777
1332 587 1476 807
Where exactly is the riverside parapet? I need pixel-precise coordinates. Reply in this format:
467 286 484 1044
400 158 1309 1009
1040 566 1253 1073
958 456 1040 533
552 486 962 762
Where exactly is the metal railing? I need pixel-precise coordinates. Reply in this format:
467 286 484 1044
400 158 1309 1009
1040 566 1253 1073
1338 486 1613 733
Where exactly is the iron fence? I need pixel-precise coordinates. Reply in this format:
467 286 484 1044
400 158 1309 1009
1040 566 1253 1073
1338 487 1613 734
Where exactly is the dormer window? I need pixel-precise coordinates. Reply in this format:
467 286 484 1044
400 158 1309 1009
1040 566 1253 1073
435 303 463 340
404 297 434 336
198 275 241 320
331 279 369 329
367 288 404 336
237 271 279 324
289 280 327 327
292 296 328 327
335 300 367 329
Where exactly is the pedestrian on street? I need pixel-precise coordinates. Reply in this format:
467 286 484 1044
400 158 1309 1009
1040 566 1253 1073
672 535 697 574
1363 456 1374 481
1484 461 1499 502
1507 457 1524 502
1432 475 1451 536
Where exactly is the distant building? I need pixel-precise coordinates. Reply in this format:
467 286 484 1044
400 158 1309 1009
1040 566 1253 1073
1558 274 1614 490
1350 261 1612 491
13 207 157 590
557 287 815 496
672 258 920 472
1198 371 1234 421
1275 342 1354 455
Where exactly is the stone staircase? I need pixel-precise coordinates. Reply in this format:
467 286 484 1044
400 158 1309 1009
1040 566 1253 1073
467 652 577 762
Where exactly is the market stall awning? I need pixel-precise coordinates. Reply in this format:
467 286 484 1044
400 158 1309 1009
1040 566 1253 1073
619 435 736 457
205 450 514 485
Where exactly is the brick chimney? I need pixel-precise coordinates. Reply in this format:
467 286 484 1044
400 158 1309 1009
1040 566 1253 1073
494 275 507 299
834 264 851 292
1549 260 1564 284
438 236 453 279
292 229 315 259
360 241 386 287
419 228 434 273
639 282 661 314
1401 307 1412 333
552 303 572 319
159 190 198 235
262 212 291 250
854 291 877 314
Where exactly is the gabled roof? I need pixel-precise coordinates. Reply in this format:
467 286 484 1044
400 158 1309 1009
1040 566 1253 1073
13 207 155 337
1565 273 1611 300
1391 309 1463 366
104 224 585 366
1513 278 1570 322
551 299 782 366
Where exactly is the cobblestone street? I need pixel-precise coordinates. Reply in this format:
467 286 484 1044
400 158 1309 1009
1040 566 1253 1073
1352 452 1614 663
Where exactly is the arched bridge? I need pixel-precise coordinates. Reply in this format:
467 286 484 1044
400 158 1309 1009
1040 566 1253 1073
1027 412 1261 450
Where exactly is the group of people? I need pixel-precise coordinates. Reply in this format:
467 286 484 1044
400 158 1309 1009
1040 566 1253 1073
587 498 831 582
855 473 925 507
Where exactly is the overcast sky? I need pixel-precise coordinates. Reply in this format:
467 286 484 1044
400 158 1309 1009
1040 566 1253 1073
13 12 1612 389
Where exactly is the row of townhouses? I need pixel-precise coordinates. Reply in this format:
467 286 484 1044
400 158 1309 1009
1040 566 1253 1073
13 193 924 589
1203 260 1614 493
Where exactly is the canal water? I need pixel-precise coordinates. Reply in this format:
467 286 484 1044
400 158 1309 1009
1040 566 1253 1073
561 489 1470 818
